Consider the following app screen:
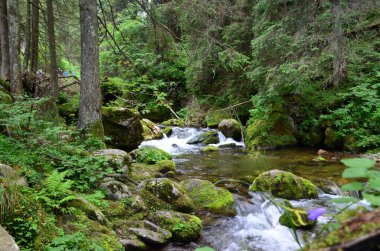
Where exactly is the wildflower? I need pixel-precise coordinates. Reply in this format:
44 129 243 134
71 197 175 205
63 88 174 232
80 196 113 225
307 207 326 221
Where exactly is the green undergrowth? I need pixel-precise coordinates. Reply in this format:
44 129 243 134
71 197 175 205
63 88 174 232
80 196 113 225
0 98 120 249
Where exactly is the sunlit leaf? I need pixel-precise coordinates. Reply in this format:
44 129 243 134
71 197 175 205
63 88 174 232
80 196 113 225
341 158 375 169
369 178 380 191
331 196 358 204
342 167 368 178
341 182 364 191
363 193 380 206
195 247 216 251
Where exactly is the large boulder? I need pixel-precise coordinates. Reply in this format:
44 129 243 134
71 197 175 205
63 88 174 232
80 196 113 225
180 179 236 216
99 179 131 200
218 119 241 141
148 210 202 242
141 119 163 141
154 160 176 174
143 178 194 213
102 107 144 151
187 131 220 145
93 149 131 166
249 170 318 200
245 112 297 150
0 225 19 251
135 147 172 164
205 110 229 128
0 163 27 186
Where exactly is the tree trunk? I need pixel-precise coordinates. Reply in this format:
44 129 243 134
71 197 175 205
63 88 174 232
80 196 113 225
30 0 39 73
331 0 346 88
23 0 31 72
78 0 104 139
46 0 58 99
0 0 10 80
7 0 22 96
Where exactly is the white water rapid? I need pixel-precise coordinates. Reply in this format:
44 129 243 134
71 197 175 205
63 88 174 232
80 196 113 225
140 127 245 155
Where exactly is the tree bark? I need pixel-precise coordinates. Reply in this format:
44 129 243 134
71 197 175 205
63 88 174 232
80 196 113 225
0 0 10 80
23 0 31 72
30 0 39 73
331 0 346 88
7 0 22 96
46 0 58 99
78 0 104 139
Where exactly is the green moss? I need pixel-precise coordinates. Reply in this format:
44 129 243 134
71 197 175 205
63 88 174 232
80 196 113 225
201 145 219 153
249 170 318 200
205 110 230 128
324 127 342 149
187 131 220 145
148 211 202 242
145 178 194 213
141 119 163 140
180 179 236 215
136 147 172 164
87 119 105 140
162 126 173 136
59 214 123 251
161 119 186 127
246 112 296 150
304 207 379 250
0 91 12 103
154 160 176 173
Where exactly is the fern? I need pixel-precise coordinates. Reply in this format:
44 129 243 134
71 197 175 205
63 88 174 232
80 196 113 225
37 170 76 213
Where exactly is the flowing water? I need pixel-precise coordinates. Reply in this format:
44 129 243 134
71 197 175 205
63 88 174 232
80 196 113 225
141 127 365 251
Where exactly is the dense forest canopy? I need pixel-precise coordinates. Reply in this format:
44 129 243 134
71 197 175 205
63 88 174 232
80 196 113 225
0 0 379 250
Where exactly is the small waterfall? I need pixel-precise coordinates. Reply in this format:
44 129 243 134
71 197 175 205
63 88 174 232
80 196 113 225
140 127 245 155
203 193 305 251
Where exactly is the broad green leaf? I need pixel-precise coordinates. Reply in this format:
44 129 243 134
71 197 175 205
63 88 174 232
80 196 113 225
341 182 364 191
331 196 358 204
341 158 375 169
369 178 380 191
368 170 380 178
195 247 215 251
342 167 368 178
363 193 380 206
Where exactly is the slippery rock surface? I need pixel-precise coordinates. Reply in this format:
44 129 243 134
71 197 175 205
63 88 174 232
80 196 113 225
249 169 318 200
180 179 236 216
148 210 202 242
218 119 241 141
0 225 19 251
102 107 144 151
142 178 194 213
99 179 131 200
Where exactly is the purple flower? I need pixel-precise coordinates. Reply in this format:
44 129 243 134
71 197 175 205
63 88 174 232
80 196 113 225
307 207 326 221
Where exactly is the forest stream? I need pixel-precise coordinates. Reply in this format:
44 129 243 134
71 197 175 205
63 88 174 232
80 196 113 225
140 127 368 251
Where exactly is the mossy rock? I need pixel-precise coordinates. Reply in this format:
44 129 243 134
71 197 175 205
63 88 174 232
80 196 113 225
141 119 163 141
93 149 131 167
161 119 186 127
154 160 176 174
148 210 202 242
218 119 241 141
205 110 230 128
58 214 123 251
249 170 318 200
304 207 379 250
102 107 144 151
343 135 359 152
201 145 219 153
245 112 297 150
187 131 220 145
162 127 173 137
144 178 194 213
279 208 316 229
180 179 236 216
135 147 172 164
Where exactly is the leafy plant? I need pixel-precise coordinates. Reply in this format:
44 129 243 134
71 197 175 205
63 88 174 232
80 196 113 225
334 158 380 206
37 170 77 213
